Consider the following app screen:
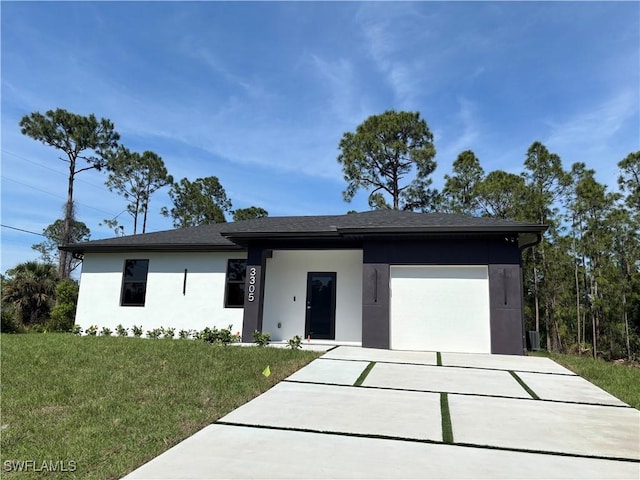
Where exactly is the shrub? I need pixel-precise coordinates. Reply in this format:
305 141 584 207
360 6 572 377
1 305 21 333
71 325 82 335
162 327 175 339
47 280 78 332
86 325 98 336
287 335 302 350
178 329 191 339
115 324 128 337
147 328 162 339
253 330 270 347
199 325 240 345
132 325 143 337
101 327 112 337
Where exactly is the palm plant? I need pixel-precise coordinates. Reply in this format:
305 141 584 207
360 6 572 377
2 262 58 327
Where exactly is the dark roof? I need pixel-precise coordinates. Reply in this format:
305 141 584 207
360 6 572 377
61 210 546 254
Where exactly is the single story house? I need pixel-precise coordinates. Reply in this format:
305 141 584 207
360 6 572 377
61 210 546 355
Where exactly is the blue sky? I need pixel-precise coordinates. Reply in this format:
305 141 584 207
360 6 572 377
2 1 638 273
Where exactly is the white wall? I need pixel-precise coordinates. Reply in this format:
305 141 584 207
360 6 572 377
261 250 363 342
75 252 246 335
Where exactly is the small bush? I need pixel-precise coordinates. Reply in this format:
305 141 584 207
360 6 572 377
162 327 175 339
47 280 78 332
147 328 162 339
86 325 98 336
132 325 143 337
178 329 191 339
101 327 112 337
199 325 240 345
1 305 21 333
287 335 302 350
115 324 129 337
253 330 270 347
71 325 82 336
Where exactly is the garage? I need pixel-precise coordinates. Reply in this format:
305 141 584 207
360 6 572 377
390 266 491 353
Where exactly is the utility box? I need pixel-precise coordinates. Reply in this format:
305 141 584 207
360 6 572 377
527 330 540 351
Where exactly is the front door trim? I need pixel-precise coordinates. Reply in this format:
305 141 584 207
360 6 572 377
305 272 336 340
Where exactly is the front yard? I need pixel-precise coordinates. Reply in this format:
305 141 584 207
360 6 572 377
0 334 320 479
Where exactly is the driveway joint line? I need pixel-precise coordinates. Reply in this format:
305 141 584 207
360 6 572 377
440 392 454 444
510 370 540 399
282 379 634 408
353 361 376 386
214 421 640 464
318 356 578 376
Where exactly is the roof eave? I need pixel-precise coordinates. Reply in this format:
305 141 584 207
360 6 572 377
59 244 245 254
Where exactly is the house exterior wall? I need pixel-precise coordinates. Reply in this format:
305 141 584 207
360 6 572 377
261 250 363 342
75 252 246 334
361 237 525 354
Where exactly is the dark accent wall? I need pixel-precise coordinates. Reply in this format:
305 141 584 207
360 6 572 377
363 237 521 265
241 247 269 341
362 264 390 348
361 236 524 354
488 264 526 354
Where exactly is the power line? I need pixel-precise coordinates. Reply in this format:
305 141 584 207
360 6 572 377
1 224 46 236
2 176 118 217
1 149 111 191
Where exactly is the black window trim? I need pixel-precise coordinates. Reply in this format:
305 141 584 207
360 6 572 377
224 258 247 308
120 259 149 307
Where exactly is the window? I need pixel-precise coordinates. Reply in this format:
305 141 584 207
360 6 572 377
225 259 246 308
121 259 149 306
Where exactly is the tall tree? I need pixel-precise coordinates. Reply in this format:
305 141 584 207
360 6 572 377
442 150 484 215
1 261 58 327
475 170 527 219
337 110 437 210
521 141 569 349
569 164 619 358
618 151 640 221
161 176 231 228
31 216 90 274
19 109 119 278
105 148 173 234
232 207 269 222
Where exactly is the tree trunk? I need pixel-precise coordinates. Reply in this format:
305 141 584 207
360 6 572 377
592 278 598 359
132 197 140 235
573 230 581 351
623 291 631 361
532 258 540 334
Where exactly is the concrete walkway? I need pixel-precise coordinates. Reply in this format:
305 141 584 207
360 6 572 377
125 346 640 479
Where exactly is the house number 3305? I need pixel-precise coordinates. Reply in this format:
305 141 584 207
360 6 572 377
247 267 257 302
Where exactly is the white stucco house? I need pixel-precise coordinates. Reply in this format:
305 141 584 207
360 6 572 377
62 210 545 354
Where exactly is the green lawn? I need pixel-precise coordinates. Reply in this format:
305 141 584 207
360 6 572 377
0 334 320 479
533 350 640 409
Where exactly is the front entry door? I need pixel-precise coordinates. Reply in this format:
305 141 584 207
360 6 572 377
305 272 336 340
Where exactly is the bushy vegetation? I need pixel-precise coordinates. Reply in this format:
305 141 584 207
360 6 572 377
436 146 640 360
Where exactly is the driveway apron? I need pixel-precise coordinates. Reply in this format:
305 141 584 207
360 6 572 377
125 346 640 479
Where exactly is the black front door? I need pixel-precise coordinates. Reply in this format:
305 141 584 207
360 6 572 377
305 272 336 340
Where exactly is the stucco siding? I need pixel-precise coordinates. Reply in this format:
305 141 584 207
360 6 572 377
75 252 246 334
261 250 363 342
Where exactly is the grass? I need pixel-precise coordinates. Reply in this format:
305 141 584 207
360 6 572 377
509 371 540 399
532 350 640 409
353 362 376 386
0 333 321 479
439 393 453 444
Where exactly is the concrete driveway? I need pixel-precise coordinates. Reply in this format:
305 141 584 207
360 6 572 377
125 346 640 479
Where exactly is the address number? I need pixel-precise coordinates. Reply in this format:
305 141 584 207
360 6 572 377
248 267 257 302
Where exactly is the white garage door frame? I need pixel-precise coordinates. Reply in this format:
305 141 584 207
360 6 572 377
390 265 491 353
